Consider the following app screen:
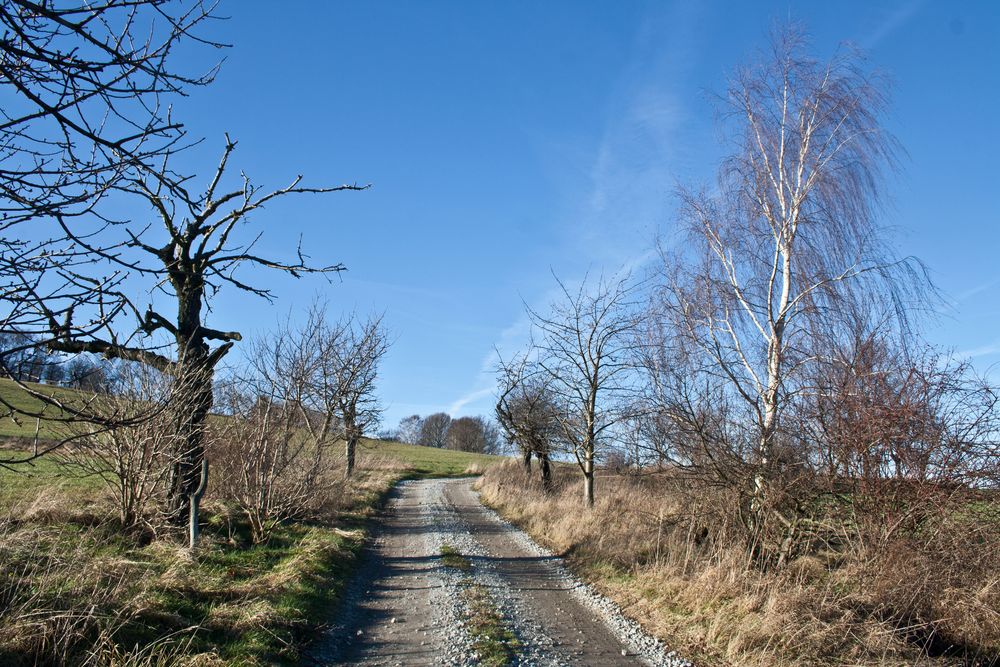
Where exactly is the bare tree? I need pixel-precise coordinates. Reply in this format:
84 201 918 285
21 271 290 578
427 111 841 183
445 415 501 454
1 1 221 397
396 414 423 444
651 25 925 534
496 357 558 487
6 137 366 529
418 412 451 448
0 0 220 226
324 312 389 477
523 273 641 507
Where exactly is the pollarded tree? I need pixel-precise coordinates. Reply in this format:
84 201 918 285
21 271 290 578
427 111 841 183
496 356 558 487
8 136 366 531
524 273 642 507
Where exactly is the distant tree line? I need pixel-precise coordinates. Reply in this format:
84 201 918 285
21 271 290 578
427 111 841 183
383 412 504 455
0 331 116 392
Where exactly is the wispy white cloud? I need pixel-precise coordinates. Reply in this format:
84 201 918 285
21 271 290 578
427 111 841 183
956 276 1000 303
862 0 924 49
958 339 1000 360
441 2 704 420
447 387 495 416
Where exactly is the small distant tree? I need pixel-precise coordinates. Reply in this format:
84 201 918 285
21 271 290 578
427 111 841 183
0 331 54 382
445 416 501 454
419 412 452 448
325 312 389 477
64 356 115 393
523 273 642 507
396 415 424 444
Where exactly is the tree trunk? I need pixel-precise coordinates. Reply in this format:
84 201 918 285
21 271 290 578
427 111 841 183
345 432 358 478
167 280 216 526
522 448 532 475
583 449 594 508
167 358 214 524
538 451 551 490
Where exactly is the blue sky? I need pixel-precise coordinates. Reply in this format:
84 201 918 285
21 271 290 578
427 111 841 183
164 0 1000 429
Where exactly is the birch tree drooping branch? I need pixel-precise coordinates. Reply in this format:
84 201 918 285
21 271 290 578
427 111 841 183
649 25 928 539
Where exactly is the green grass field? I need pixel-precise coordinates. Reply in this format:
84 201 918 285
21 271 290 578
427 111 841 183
0 377 84 440
359 437 500 477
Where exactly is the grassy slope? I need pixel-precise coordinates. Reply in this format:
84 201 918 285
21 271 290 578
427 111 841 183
0 378 499 475
0 380 507 665
0 377 81 440
358 437 498 477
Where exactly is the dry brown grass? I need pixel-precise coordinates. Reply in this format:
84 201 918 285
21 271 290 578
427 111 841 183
0 452 411 666
463 462 487 476
476 460 1000 666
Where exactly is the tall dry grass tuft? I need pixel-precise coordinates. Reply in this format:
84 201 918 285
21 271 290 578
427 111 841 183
476 460 1000 666
0 518 193 667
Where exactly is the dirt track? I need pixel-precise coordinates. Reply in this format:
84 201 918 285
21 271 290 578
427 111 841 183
309 478 688 666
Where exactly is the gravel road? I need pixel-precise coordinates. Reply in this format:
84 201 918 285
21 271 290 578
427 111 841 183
309 478 691 666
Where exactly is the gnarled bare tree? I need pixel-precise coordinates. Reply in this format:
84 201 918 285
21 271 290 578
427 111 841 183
496 355 558 487
7 136 366 527
0 0 222 446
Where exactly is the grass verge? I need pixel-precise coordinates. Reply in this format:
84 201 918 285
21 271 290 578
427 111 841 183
476 460 1000 667
0 464 400 666
440 543 472 571
439 543 519 666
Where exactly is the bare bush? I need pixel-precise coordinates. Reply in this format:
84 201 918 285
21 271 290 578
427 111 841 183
211 308 345 543
58 364 178 531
